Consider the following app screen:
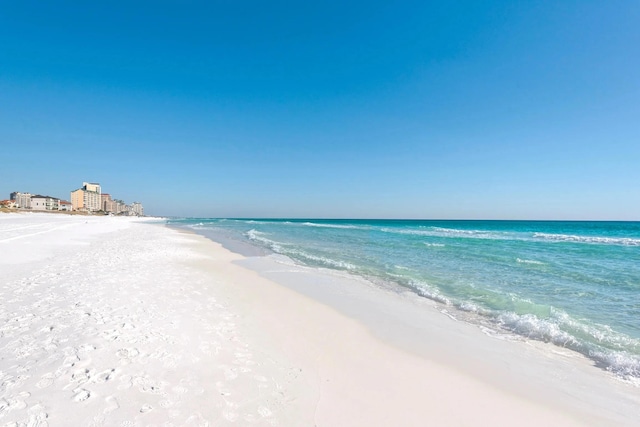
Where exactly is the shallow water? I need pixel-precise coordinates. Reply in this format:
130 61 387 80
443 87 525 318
170 218 640 382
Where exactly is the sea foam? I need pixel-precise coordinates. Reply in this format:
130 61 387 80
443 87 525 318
533 232 640 246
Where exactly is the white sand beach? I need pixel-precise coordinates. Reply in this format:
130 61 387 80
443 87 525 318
1 213 639 426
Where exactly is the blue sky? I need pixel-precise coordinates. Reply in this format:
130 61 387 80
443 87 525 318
1 1 638 219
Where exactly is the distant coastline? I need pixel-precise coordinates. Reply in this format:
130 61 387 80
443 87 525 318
0 207 90 216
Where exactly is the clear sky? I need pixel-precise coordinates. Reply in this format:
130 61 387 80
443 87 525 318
1 1 638 219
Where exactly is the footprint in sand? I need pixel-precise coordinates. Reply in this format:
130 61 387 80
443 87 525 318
104 396 120 414
93 368 116 383
77 343 97 352
25 411 49 427
139 404 153 413
71 369 91 384
7 398 28 411
159 399 174 408
36 373 55 389
0 399 9 416
134 377 167 395
73 388 91 402
116 348 139 361
63 354 80 367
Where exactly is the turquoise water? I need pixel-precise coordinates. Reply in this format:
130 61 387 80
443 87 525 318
169 218 640 382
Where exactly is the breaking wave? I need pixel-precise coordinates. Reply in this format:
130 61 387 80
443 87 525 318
301 222 366 230
533 233 640 246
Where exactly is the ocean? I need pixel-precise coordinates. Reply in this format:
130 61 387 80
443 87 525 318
169 218 640 383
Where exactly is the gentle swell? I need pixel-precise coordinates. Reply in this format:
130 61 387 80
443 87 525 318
534 233 640 246
301 222 367 230
380 227 506 241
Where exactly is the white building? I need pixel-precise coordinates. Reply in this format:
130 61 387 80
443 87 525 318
31 195 59 211
12 192 32 209
58 200 73 211
131 202 144 216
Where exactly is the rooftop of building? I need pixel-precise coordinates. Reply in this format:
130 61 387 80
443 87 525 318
31 195 59 199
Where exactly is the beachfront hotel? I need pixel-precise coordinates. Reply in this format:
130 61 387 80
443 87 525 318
71 182 102 212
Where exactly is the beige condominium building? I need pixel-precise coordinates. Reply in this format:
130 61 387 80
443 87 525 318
101 193 117 213
71 182 102 212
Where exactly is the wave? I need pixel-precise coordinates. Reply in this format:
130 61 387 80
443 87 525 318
430 226 489 235
245 229 356 270
379 227 438 237
405 279 452 305
380 227 507 241
496 310 640 382
246 229 284 252
283 249 357 270
382 226 640 247
533 233 640 246
301 222 366 230
187 222 205 228
424 243 446 247
398 277 640 382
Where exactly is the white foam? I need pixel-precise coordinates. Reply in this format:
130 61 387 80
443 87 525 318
246 229 284 252
533 232 640 246
301 222 366 230
282 249 357 271
408 280 451 305
380 226 505 241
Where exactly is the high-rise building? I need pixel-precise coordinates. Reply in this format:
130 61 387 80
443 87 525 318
131 202 144 216
101 193 115 212
12 192 32 209
70 182 102 212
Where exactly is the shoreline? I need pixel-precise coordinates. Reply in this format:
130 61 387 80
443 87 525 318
175 222 640 385
177 223 640 425
1 213 638 425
